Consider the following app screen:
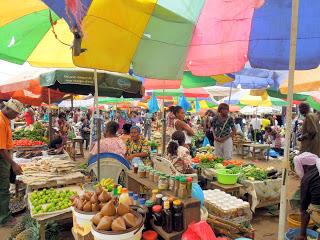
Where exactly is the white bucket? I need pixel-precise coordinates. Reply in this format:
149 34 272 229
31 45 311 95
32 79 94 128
72 207 96 236
91 224 144 240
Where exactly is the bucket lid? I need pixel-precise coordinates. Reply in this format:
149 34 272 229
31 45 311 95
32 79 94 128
143 230 158 240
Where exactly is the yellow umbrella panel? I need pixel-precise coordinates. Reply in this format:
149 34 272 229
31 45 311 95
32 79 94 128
279 67 320 93
0 0 74 67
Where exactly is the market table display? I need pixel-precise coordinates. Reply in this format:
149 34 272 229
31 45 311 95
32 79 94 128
127 170 201 240
16 153 85 191
233 133 252 154
240 178 282 211
239 165 282 211
241 143 270 160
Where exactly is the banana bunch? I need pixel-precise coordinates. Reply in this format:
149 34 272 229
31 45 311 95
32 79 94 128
99 178 114 191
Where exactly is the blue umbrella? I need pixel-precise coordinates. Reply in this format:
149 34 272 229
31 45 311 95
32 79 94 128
195 98 201 113
249 0 320 70
178 95 191 112
148 94 159 113
222 66 279 89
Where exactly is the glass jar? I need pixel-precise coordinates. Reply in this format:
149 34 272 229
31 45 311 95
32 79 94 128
145 167 150 179
173 176 181 197
154 171 160 183
151 189 159 203
149 170 155 182
169 176 175 191
186 177 193 198
158 176 168 190
178 177 188 199
138 166 146 178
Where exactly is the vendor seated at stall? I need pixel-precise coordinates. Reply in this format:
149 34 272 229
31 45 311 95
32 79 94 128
120 123 132 143
264 126 283 156
166 131 195 174
90 121 126 157
125 126 151 166
294 152 320 240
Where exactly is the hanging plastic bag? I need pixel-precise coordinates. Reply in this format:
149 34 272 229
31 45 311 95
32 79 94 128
192 183 204 207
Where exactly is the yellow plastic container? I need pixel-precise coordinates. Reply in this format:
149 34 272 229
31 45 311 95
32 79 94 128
287 213 315 228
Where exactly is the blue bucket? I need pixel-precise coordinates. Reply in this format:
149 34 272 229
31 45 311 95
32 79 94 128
285 228 318 240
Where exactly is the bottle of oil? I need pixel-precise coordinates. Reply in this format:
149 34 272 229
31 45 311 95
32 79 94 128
163 200 173 233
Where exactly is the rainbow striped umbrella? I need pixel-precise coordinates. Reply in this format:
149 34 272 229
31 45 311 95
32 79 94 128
2 0 320 89
0 0 77 67
221 89 288 107
40 0 320 80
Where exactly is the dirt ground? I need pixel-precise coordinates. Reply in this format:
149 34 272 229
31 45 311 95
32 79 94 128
0 151 300 240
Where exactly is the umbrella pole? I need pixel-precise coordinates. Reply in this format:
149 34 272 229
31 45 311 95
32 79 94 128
94 69 101 182
161 89 166 156
228 85 232 105
71 94 74 111
278 0 299 238
48 88 52 142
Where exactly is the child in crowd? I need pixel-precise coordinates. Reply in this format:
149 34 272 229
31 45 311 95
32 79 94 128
166 131 194 174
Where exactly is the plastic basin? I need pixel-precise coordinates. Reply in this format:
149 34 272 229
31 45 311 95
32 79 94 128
287 213 315 228
285 228 318 240
216 169 239 185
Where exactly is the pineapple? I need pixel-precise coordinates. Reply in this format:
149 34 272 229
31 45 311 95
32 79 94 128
15 227 38 240
9 221 25 238
9 214 33 238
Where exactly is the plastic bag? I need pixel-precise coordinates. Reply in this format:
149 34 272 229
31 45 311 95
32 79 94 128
182 221 217 240
192 183 204 207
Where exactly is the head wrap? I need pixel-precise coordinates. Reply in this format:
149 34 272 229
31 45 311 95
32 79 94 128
294 152 320 178
130 125 141 134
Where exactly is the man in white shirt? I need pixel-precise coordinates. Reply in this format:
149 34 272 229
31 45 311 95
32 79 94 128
250 114 262 130
250 114 263 142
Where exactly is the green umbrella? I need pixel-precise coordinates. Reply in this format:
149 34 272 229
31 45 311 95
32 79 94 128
40 70 143 98
98 97 135 104
267 89 320 110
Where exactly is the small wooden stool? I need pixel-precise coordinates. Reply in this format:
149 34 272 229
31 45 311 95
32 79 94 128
210 181 243 197
71 138 84 160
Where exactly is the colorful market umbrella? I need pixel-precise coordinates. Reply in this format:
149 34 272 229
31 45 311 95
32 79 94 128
147 87 209 98
0 0 76 67
0 61 65 105
221 89 288 107
277 67 320 93
0 79 65 106
268 89 320 111
40 0 320 81
98 97 136 105
40 69 144 98
148 94 160 113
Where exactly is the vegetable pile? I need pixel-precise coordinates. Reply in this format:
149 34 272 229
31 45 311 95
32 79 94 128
13 122 47 142
225 166 241 174
13 139 46 147
192 131 205 147
240 165 268 181
223 160 245 167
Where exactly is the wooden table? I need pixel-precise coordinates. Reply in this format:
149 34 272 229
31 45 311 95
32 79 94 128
241 143 270 160
71 137 84 160
35 212 72 240
233 140 252 155
127 171 201 238
210 181 243 197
